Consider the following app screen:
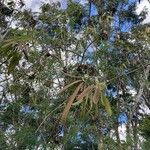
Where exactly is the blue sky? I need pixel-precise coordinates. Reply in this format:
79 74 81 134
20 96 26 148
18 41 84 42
25 0 150 23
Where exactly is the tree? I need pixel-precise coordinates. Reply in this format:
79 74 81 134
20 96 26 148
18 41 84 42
0 0 149 149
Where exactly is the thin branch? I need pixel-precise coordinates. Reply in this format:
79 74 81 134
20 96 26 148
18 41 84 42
62 71 83 79
0 77 12 84
80 40 95 64
35 102 65 133
130 64 150 118
107 63 150 83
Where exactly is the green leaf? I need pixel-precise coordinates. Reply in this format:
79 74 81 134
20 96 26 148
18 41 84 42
101 93 112 116
8 53 21 74
1 40 15 49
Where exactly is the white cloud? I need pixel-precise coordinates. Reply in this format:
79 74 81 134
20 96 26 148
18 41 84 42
24 0 43 12
80 0 88 5
136 0 150 23
24 0 71 11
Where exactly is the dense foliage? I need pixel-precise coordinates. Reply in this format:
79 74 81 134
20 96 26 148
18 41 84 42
0 0 150 149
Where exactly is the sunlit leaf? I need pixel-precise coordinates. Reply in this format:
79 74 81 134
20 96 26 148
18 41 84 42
101 94 112 116
2 40 15 48
98 142 104 150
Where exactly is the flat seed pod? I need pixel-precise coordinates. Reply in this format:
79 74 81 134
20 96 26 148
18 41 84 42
60 82 83 123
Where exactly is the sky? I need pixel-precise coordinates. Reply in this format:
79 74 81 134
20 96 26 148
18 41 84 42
136 0 150 23
24 0 150 23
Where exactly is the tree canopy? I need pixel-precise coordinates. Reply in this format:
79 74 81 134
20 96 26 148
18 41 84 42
0 0 150 149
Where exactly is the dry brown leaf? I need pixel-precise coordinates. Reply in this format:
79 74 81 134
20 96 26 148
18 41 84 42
93 85 101 104
60 82 83 123
72 85 92 106
58 80 82 94
87 94 93 114
77 85 94 101
72 92 88 106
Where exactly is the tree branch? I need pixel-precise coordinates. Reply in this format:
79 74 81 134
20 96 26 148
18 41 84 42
131 64 150 118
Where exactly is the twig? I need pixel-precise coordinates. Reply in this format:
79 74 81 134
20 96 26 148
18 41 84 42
107 63 150 83
130 64 150 119
62 71 83 79
80 40 95 64
35 102 65 133
0 78 12 84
